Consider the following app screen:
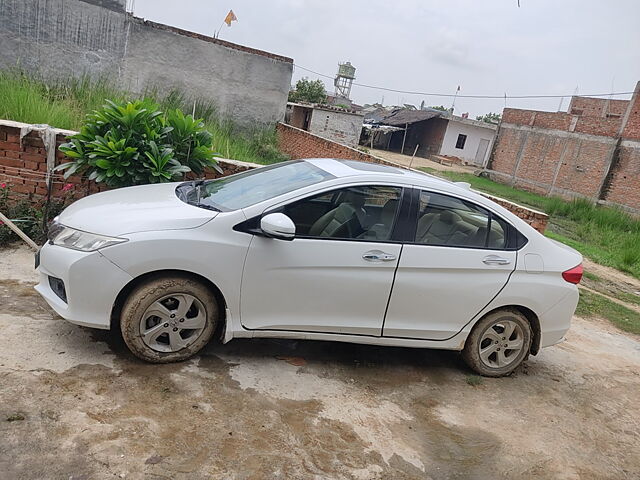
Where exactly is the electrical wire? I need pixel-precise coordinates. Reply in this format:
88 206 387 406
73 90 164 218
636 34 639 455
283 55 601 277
293 64 634 100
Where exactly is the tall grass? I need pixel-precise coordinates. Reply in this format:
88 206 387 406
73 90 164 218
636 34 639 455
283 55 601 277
420 168 640 279
0 70 288 164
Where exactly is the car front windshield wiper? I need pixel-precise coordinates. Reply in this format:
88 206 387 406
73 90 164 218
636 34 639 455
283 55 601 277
176 180 220 212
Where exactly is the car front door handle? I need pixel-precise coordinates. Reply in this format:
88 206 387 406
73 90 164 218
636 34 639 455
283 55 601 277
363 250 397 262
483 255 511 265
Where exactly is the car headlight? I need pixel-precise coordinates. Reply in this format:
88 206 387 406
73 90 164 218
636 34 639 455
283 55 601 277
48 223 127 252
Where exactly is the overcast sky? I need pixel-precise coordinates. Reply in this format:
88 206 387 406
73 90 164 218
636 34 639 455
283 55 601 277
132 0 640 117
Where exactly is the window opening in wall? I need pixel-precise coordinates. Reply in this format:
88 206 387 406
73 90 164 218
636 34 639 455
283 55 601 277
455 134 467 149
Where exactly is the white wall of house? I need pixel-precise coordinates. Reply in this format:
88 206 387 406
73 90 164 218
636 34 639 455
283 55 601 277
308 108 364 147
439 119 497 166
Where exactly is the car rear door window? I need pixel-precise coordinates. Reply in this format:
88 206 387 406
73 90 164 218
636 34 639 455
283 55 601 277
415 190 507 249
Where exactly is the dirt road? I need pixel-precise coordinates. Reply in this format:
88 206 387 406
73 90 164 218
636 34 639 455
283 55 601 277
1 245 639 479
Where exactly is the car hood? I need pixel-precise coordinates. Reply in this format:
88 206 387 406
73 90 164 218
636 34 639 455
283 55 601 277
58 183 217 236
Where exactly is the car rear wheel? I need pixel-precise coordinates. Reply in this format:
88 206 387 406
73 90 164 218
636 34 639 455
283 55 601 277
462 308 532 377
120 276 218 363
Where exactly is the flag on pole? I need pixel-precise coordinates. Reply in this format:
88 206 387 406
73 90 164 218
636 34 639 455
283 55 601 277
224 10 238 26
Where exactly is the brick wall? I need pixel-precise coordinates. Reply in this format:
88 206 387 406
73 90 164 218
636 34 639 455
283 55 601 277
489 82 640 213
276 122 401 167
0 122 255 203
480 193 548 233
568 96 629 117
501 108 622 137
490 124 617 199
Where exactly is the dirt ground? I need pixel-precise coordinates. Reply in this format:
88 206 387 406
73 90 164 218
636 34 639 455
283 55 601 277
369 149 474 174
1 245 639 480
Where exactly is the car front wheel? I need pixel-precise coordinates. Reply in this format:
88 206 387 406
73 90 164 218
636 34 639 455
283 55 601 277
462 308 532 377
120 276 219 363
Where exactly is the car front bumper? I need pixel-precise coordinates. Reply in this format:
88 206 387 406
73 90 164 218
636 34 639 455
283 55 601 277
35 242 133 329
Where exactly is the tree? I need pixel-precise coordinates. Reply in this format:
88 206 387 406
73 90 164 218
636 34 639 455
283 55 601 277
476 112 502 124
288 78 327 104
429 105 449 112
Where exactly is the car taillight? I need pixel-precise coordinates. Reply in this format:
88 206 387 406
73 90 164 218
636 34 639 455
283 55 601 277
562 264 583 284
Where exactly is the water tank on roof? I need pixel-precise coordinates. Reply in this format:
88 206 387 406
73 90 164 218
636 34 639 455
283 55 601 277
337 62 356 79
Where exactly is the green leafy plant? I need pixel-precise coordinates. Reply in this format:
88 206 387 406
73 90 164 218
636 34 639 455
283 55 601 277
0 182 75 246
57 99 221 188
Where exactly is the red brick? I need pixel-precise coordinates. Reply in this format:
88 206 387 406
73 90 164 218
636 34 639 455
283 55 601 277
21 153 45 163
22 160 39 170
2 150 22 160
0 158 24 168
12 183 35 194
0 141 21 151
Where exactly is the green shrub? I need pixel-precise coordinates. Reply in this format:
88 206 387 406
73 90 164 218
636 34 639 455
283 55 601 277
0 182 73 246
57 99 221 187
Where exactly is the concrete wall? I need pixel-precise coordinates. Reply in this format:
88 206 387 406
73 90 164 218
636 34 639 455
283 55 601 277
0 0 128 80
0 0 293 126
120 18 293 126
440 120 496 166
307 107 364 148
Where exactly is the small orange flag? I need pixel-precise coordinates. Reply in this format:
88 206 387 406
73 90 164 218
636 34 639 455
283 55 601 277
224 10 237 26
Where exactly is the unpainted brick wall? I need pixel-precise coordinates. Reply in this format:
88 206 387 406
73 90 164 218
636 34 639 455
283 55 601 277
276 123 400 167
568 96 629 117
0 123 253 203
490 83 640 213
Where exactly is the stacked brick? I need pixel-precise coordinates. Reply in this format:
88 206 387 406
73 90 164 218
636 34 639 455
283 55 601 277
276 123 400 168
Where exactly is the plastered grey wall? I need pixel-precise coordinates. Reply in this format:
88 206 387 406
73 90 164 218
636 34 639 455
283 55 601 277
308 108 364 147
120 18 292 126
0 0 128 79
0 0 293 126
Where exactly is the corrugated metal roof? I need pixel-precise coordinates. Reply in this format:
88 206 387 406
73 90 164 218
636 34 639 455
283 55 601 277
364 107 444 126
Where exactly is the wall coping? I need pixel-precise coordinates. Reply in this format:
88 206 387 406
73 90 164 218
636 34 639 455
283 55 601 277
0 119 76 137
130 16 294 64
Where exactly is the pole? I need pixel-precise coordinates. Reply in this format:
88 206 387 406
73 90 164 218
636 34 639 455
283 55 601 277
409 144 420 169
401 123 408 155
214 21 225 39
0 211 39 251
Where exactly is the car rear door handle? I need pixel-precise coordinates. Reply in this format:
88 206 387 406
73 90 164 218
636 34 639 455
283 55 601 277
483 255 510 265
363 250 396 262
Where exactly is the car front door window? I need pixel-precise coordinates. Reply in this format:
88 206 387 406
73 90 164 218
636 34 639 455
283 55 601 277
283 185 403 242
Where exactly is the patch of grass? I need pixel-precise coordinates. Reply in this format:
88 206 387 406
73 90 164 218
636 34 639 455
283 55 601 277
419 167 640 279
582 271 600 282
576 290 640 335
6 413 25 422
0 70 287 165
465 375 483 387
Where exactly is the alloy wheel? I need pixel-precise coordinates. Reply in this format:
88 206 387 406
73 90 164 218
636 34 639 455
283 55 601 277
139 293 207 353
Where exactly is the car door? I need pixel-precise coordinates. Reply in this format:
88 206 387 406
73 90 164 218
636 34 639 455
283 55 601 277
383 189 517 340
240 184 405 336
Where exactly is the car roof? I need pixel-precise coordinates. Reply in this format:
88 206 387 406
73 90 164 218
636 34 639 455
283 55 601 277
304 157 458 189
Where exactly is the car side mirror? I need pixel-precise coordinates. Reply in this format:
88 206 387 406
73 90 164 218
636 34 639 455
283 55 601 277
260 213 295 241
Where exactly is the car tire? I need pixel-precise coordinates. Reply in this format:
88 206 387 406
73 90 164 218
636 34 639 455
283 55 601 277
462 308 532 377
120 276 219 363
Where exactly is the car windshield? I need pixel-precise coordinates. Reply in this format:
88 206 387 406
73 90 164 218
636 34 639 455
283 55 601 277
178 160 335 211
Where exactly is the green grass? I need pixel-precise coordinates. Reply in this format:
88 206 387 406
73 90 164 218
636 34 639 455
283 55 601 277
576 290 640 335
0 70 287 165
419 167 640 279
465 375 483 387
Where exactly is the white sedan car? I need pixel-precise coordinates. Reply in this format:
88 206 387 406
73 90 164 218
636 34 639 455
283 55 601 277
35 159 582 376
